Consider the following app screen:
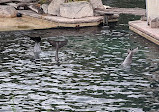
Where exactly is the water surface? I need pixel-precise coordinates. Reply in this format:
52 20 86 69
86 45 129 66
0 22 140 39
0 1 159 112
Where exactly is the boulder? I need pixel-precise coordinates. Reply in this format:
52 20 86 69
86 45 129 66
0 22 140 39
0 0 13 3
149 17 159 28
28 4 44 14
18 0 37 3
6 3 18 9
48 0 65 16
0 0 37 3
88 0 105 10
60 1 94 19
0 5 17 18
41 4 48 14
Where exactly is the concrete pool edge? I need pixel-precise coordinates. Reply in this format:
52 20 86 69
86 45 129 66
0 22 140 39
0 8 120 32
129 20 159 45
0 15 103 32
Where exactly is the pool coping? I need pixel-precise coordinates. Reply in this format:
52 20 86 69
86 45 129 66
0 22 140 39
129 20 159 45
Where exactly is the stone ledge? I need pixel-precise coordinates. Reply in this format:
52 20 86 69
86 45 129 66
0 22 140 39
19 10 103 24
18 10 42 19
43 15 103 24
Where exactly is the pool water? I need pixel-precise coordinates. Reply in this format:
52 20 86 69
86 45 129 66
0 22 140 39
1 0 159 112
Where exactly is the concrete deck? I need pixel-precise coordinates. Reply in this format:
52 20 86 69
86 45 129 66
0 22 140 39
0 16 58 31
95 8 146 16
129 20 159 45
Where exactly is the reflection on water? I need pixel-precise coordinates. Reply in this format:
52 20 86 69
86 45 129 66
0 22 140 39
0 22 159 111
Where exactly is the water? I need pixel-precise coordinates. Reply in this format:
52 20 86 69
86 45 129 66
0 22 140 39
103 0 146 8
1 1 159 112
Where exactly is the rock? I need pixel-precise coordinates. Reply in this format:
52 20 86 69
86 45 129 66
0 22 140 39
18 0 37 3
6 3 18 9
60 1 94 19
17 3 30 10
140 15 147 21
28 4 44 14
48 0 65 16
88 0 105 10
0 0 13 3
103 5 111 9
18 10 42 18
149 17 159 28
41 4 48 14
16 12 22 17
0 0 37 3
0 5 17 17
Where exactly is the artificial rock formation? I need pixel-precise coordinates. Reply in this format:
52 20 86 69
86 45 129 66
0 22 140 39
41 4 48 14
88 0 105 10
48 0 65 16
0 5 17 17
60 1 94 19
0 0 37 3
148 17 159 28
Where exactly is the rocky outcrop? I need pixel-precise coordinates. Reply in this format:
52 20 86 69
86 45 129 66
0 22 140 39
0 5 17 17
0 0 37 3
28 4 44 14
60 1 94 19
0 0 13 3
41 4 48 14
88 0 105 10
48 0 65 16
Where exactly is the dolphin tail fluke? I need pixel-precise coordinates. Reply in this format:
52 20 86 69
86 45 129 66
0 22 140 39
48 40 56 48
127 47 138 54
48 39 68 48
132 47 138 54
58 40 68 48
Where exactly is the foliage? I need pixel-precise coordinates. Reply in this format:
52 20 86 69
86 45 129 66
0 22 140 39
38 0 51 4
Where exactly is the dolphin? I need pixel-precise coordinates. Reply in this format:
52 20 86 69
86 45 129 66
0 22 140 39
30 37 41 59
121 47 138 68
48 39 68 63
33 41 41 59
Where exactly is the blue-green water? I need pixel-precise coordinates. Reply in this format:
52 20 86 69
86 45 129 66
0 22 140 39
1 1 159 112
